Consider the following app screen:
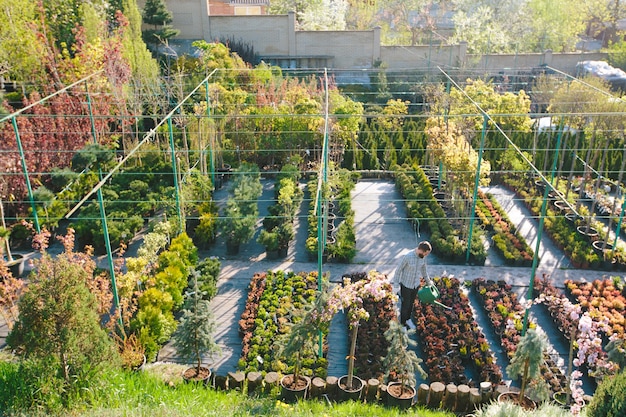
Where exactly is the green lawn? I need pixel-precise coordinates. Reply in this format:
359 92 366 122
0 360 455 417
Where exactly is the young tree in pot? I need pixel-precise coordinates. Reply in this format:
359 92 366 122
276 289 328 402
383 320 427 409
503 327 549 408
172 270 221 383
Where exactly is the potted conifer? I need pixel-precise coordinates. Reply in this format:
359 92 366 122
172 270 221 384
501 328 549 409
276 289 328 402
383 320 427 409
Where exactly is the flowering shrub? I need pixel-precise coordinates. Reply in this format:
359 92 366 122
342 272 397 380
474 277 567 395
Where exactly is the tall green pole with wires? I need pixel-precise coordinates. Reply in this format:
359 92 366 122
465 115 488 264
522 117 564 334
85 83 121 327
167 117 184 232
11 117 40 233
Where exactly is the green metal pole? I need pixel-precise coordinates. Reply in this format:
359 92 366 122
204 80 215 189
522 118 564 334
85 86 121 326
612 195 626 250
167 117 184 232
11 117 40 233
465 115 488 263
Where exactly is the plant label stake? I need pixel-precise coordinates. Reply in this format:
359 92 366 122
418 284 452 310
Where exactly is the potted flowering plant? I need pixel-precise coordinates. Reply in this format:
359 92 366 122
322 271 397 400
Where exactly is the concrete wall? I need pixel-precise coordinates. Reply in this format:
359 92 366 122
144 4 608 75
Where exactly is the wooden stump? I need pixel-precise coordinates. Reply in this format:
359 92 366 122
310 377 326 398
247 371 262 394
479 381 493 403
365 378 380 402
456 384 470 412
326 376 339 400
428 382 445 408
263 372 280 393
214 374 228 390
228 371 245 391
469 387 482 409
443 383 457 410
416 383 430 406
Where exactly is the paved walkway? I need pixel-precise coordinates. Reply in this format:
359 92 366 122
2 179 621 388
157 179 621 378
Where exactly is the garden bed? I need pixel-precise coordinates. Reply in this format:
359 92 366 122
238 270 327 377
414 276 502 386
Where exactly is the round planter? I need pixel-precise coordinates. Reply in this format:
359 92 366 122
592 240 613 254
553 200 569 213
553 391 570 409
497 391 537 411
280 374 310 403
386 382 415 409
338 375 364 402
565 212 581 224
577 225 599 241
182 366 212 385
7 254 25 278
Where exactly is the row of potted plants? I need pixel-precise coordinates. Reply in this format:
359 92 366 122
394 164 487 265
413 276 502 385
217 163 263 255
501 173 625 270
533 276 617 389
475 190 534 266
472 277 567 395
306 168 359 262
237 270 327 377
257 164 303 259
563 278 625 338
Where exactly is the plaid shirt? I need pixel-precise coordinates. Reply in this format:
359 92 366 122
392 250 431 291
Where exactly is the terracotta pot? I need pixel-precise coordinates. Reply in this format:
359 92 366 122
386 382 415 409
280 374 310 403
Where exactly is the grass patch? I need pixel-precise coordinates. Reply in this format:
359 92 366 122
0 360 455 416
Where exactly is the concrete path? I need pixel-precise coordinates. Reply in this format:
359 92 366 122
2 179 622 388
158 179 621 378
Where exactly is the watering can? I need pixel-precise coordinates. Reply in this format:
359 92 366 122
418 284 452 310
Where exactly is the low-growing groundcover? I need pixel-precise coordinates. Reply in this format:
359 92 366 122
0 359 455 417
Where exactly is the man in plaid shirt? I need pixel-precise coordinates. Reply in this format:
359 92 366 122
392 240 433 329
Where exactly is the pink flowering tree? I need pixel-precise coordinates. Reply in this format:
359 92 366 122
315 271 398 390
535 292 617 415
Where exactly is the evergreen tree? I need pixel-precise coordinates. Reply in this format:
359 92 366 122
141 0 180 50
7 250 117 390
172 270 220 375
